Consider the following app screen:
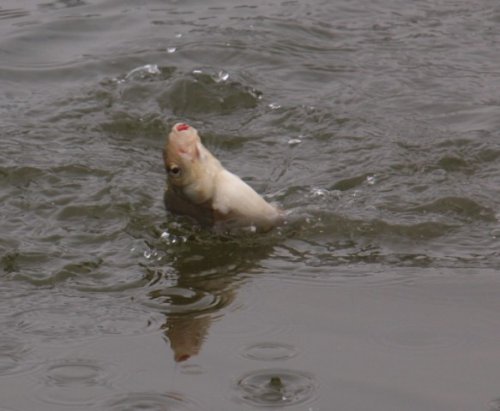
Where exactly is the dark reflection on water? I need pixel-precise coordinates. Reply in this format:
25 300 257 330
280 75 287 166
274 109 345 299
144 228 277 362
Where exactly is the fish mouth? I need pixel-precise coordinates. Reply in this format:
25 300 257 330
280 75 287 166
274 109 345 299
176 123 190 132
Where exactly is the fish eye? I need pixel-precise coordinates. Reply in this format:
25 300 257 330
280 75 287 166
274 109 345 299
168 165 182 177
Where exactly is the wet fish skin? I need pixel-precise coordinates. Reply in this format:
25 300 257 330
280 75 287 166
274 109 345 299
163 123 283 232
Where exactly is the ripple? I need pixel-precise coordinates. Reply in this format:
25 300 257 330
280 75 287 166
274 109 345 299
217 303 295 341
0 334 39 376
178 363 204 375
234 368 317 407
140 286 224 316
157 69 261 115
241 342 298 361
215 280 294 339
268 241 418 287
10 300 164 344
104 392 200 411
36 358 117 406
39 0 87 10
125 64 160 79
12 306 97 344
0 8 29 21
404 196 495 222
370 324 471 352
332 173 374 191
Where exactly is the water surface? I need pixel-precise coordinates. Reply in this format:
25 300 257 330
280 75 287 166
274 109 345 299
1 0 500 410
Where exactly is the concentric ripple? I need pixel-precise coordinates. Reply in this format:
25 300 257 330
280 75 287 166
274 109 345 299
104 392 200 411
0 334 39 376
36 358 118 406
10 300 165 344
234 368 317 407
241 342 298 361
140 286 224 316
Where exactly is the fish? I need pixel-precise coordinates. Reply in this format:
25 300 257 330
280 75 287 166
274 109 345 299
163 123 283 232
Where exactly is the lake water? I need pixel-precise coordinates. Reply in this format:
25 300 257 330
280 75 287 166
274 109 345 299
1 0 500 410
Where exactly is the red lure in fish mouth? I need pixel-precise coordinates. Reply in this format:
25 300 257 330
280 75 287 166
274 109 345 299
176 123 190 132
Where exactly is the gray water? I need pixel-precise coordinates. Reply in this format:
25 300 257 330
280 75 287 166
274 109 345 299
2 0 500 410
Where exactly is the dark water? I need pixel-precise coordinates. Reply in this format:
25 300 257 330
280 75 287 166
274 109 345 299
1 0 500 410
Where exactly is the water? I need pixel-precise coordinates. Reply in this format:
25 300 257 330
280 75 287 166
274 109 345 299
1 0 500 409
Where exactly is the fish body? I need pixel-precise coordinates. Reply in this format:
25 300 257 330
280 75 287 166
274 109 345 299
163 123 283 231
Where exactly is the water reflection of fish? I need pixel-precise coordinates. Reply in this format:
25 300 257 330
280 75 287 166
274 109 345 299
164 314 214 363
156 236 276 362
163 123 283 232
158 256 238 362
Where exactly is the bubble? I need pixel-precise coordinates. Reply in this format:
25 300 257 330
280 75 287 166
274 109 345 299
491 228 500 238
310 187 327 197
249 88 263 100
144 249 157 259
234 368 317 407
125 64 161 79
159 231 187 246
217 70 229 82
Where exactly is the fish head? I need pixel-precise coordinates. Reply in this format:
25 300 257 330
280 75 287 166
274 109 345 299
163 123 204 188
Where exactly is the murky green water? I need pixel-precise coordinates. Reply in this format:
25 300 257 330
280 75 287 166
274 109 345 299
2 0 500 410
